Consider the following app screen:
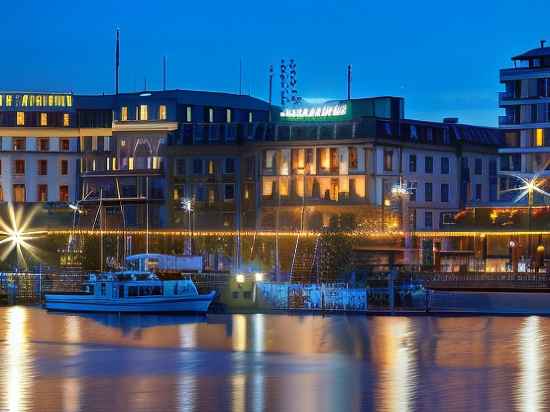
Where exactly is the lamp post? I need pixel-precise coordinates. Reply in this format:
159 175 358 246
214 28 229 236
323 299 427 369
527 179 535 269
181 198 194 256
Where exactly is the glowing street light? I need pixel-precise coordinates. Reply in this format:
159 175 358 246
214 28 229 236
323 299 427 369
0 204 45 269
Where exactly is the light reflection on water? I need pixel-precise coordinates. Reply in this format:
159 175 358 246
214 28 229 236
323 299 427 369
517 316 545 412
0 307 548 411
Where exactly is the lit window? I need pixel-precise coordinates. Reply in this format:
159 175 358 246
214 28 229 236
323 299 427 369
63 113 70 127
151 156 161 169
226 109 232 123
208 108 214 123
40 113 48 126
16 112 24 126
128 156 134 170
159 105 167 120
140 105 148 121
59 185 69 202
121 106 128 121
37 185 48 202
248 112 253 123
13 184 25 202
536 128 544 147
186 106 192 122
208 160 215 175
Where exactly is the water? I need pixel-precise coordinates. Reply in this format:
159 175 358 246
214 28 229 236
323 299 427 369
0 307 547 412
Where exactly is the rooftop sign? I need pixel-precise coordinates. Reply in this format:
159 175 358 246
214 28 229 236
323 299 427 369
280 101 350 121
0 93 73 109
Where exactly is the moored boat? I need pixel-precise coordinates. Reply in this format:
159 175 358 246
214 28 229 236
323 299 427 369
44 271 216 313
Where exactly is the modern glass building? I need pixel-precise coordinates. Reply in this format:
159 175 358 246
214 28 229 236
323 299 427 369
499 43 550 203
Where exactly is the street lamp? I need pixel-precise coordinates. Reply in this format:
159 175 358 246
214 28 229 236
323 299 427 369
180 198 194 255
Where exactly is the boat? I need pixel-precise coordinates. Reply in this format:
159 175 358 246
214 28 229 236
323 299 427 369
44 271 216 313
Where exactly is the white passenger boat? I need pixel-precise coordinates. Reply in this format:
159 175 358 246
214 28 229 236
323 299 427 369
44 271 216 313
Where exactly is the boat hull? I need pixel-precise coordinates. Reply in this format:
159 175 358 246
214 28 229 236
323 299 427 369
44 292 216 314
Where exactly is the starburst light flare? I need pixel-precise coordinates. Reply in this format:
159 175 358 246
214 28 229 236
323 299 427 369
0 204 46 270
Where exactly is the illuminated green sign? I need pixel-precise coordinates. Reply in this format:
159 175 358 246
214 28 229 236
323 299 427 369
280 101 351 122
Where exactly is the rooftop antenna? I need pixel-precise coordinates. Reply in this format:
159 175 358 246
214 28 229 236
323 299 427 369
347 64 352 100
239 58 243 95
541 40 547 48
144 77 147 91
115 28 120 95
163 56 167 91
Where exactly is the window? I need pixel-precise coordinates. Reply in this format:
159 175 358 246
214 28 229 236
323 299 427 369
159 105 167 120
175 158 186 175
37 185 48 202
38 139 49 151
60 160 69 176
489 159 497 176
535 128 544 147
226 108 232 123
441 183 449 203
425 156 433 173
139 105 148 121
186 106 192 122
14 160 25 175
16 112 24 126
128 157 134 170
425 182 432 202
59 185 69 202
248 112 253 123
225 158 235 174
224 184 235 201
475 184 482 201
150 156 161 169
13 138 26 151
409 154 417 172
243 291 252 300
193 159 203 175
0 185 3 201
63 113 70 127
103 136 110 152
13 184 25 202
208 108 214 123
424 211 433 229
60 139 70 152
441 157 449 174
121 106 128 121
474 158 482 175
383 150 393 172
349 147 358 169
207 160 215 175
409 182 417 202
38 160 48 176
40 113 48 126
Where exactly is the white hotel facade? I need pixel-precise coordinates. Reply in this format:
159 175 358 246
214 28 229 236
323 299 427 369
0 92 80 204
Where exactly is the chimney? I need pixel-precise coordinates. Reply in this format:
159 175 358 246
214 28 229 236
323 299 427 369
541 40 547 48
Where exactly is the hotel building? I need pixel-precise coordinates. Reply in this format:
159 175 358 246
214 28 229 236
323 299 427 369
0 92 80 205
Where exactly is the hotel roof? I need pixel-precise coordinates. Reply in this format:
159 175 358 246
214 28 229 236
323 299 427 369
76 89 271 111
512 46 550 60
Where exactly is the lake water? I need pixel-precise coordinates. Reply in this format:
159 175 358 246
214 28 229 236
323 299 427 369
0 307 547 412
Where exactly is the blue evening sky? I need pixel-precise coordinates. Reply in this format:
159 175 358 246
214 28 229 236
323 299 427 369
3 0 549 126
